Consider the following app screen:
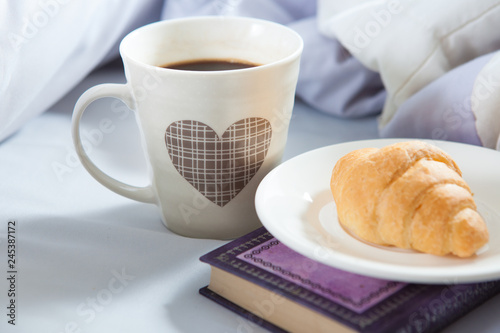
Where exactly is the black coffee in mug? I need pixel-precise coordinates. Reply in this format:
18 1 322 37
162 59 258 71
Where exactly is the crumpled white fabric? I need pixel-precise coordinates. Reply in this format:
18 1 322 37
471 51 500 150
0 0 385 143
0 0 163 142
318 0 500 132
3 0 500 149
379 51 496 146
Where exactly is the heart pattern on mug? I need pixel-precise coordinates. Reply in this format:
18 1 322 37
165 118 272 207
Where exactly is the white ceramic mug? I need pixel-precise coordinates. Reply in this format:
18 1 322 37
71 16 303 239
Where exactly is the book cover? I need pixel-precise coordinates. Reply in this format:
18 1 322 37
199 227 500 333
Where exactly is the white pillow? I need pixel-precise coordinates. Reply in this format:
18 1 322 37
318 0 500 130
471 51 500 150
0 0 163 142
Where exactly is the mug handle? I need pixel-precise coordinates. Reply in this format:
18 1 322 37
71 83 156 204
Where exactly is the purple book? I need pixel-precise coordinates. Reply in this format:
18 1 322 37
200 227 500 333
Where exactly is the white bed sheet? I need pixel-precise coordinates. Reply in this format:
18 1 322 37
0 61 499 333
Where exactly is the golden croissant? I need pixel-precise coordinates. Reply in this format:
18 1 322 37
330 141 488 257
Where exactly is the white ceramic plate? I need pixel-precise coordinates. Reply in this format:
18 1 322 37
255 139 500 284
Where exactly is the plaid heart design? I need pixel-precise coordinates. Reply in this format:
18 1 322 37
165 118 272 207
